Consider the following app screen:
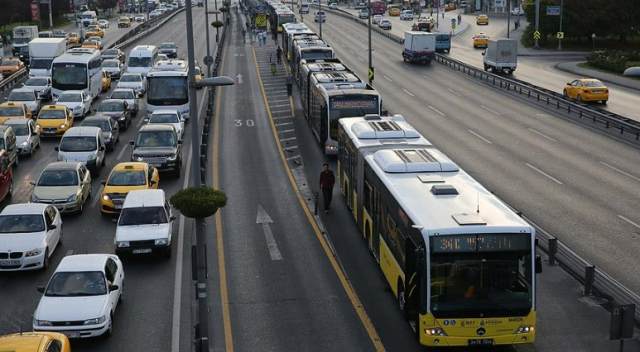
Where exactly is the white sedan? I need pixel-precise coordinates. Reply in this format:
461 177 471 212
0 203 62 271
98 19 110 28
33 254 124 338
55 90 92 118
145 110 185 139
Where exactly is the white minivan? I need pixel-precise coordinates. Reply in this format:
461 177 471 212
81 11 97 27
126 45 159 76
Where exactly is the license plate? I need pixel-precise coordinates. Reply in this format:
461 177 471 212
114 205 122 210
151 164 162 167
0 260 20 266
593 90 602 94
46 130 56 134
468 339 494 346
64 332 80 338
132 249 152 254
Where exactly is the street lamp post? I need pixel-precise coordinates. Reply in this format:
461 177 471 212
367 0 372 85
557 0 563 51
533 0 540 49
203 1 212 77
184 2 234 351
319 0 322 38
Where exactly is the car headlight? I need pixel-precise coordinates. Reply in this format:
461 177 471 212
30 194 40 203
116 241 130 248
25 248 43 257
67 193 78 202
34 319 52 326
102 194 111 201
74 105 82 111
135 156 144 162
21 141 28 147
155 238 168 245
516 325 535 334
119 116 126 120
57 154 66 161
59 123 67 129
83 316 106 325
166 154 177 161
87 153 97 161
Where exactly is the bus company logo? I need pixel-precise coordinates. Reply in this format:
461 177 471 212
443 320 449 326
484 319 503 325
509 317 524 323
476 328 486 336
450 320 456 326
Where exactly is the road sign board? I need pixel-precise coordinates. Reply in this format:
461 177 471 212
368 67 374 81
556 32 564 39
452 23 456 29
451 18 456 23
533 30 541 40
546 6 560 15
203 55 214 66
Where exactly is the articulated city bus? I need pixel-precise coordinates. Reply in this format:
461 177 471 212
337 115 542 347
291 38 334 79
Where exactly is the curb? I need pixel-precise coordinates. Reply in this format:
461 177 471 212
554 62 640 92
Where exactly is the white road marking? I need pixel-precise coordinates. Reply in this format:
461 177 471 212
274 122 293 126
116 142 129 160
601 162 640 183
428 105 445 116
257 205 282 260
402 89 414 97
447 88 461 96
422 74 433 81
618 215 640 230
357 56 364 61
481 105 501 115
277 129 295 134
91 185 104 208
349 50 355 54
528 128 558 143
526 163 563 185
383 75 392 82
468 130 492 144
403 65 414 71
280 137 297 142
341 43 346 47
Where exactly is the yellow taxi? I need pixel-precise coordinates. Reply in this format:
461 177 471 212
476 14 489 25
35 105 74 137
100 162 160 214
1 57 25 78
472 32 489 48
81 40 101 50
444 2 457 11
0 102 30 122
388 6 401 16
118 16 132 28
563 78 609 104
194 66 204 89
68 32 80 44
0 331 71 352
85 25 105 38
102 70 112 92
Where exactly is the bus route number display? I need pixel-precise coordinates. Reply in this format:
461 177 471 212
431 234 530 253
330 99 377 109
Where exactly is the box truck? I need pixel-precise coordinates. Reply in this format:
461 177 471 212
402 31 436 64
482 38 518 74
28 38 67 77
12 26 39 56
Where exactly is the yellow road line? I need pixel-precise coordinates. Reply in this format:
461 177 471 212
212 45 234 351
251 47 385 351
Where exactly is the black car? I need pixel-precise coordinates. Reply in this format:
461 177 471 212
102 48 126 64
130 124 182 177
81 115 120 151
95 99 132 130
18 46 30 65
159 42 178 58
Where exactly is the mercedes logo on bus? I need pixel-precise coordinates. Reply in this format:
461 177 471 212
476 327 486 336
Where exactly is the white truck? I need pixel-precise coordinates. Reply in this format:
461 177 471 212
12 26 39 56
402 31 436 64
28 38 67 77
482 38 518 74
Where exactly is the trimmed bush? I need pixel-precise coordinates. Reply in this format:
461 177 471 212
587 50 640 73
170 186 227 219
212 20 224 28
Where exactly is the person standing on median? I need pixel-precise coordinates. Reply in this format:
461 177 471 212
319 163 336 214
276 46 282 64
285 73 294 96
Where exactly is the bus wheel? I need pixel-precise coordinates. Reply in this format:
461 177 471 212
397 281 406 312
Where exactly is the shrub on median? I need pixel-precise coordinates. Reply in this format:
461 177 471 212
587 49 640 73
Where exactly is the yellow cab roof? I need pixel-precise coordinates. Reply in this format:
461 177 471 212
0 332 61 352
0 102 26 108
112 162 148 172
41 104 67 111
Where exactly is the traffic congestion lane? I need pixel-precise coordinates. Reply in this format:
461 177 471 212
0 7 209 352
332 7 640 121
303 10 640 319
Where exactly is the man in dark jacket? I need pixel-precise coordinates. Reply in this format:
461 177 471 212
319 163 336 214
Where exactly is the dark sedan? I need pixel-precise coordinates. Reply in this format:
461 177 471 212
159 42 178 58
102 48 126 64
95 99 132 130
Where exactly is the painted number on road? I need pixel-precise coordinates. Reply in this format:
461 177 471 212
235 120 255 127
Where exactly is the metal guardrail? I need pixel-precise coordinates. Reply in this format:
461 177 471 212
0 68 30 93
319 4 640 325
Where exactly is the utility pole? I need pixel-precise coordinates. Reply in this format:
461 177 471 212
48 0 54 29
204 0 212 76
367 0 372 85
214 0 220 43
319 0 322 38
506 0 510 38
557 0 563 51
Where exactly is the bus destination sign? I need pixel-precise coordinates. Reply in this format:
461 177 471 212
330 99 377 109
431 234 530 253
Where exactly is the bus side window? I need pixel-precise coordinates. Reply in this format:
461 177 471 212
363 181 372 212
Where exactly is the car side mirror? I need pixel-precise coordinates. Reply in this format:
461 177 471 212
109 284 119 291
129 140 134 145
3 98 6 101
21 83 25 86
481 52 485 56
180 118 186 122
48 224 57 230
177 140 183 144
54 146 59 151
143 118 149 122
30 181 36 185
99 146 105 151
566 82 571 85
170 216 176 221
37 286 45 293
112 219 118 224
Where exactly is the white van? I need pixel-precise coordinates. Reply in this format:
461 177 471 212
81 11 97 27
300 3 310 13
114 189 175 258
127 45 159 76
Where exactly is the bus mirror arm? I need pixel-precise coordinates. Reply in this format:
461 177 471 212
535 255 542 274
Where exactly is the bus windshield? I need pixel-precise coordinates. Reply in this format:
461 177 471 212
301 49 334 60
430 251 533 318
328 95 379 140
147 76 188 106
52 62 88 90
128 57 153 68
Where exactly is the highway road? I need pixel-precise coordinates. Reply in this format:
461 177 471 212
335 7 640 121
301 10 640 297
0 7 210 352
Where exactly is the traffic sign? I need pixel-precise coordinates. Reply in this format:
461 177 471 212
368 66 374 82
556 32 564 39
546 6 560 15
452 23 456 29
451 18 456 23
203 55 214 66
533 30 541 40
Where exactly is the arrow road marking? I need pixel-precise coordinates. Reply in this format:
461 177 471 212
257 205 282 260
237 74 243 84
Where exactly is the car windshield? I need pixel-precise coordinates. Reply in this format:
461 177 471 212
25 78 48 87
0 214 45 233
37 170 79 186
98 101 124 112
108 170 146 186
82 119 111 131
128 57 152 68
150 114 179 124
2 60 20 67
38 109 66 119
8 92 34 101
0 107 23 117
11 124 29 136
45 271 107 297
59 136 97 152
57 94 82 102
136 131 176 147
120 75 141 82
119 206 168 225
161 43 175 49
103 50 118 56
584 81 605 87
110 91 134 99
102 60 119 68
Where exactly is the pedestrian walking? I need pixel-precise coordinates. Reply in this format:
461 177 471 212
258 30 263 46
319 163 335 214
430 8 433 16
285 73 294 96
276 46 282 64
1 34 7 47
242 28 247 43
457 14 461 24
441 10 444 19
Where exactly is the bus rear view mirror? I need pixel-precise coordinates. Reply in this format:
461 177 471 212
535 255 542 274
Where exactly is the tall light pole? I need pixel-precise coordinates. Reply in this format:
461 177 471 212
214 0 220 43
319 0 322 38
203 1 212 77
533 0 540 49
47 0 54 29
557 0 563 51
506 0 511 38
367 0 372 85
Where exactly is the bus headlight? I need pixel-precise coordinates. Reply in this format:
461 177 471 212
424 328 446 336
516 325 535 334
